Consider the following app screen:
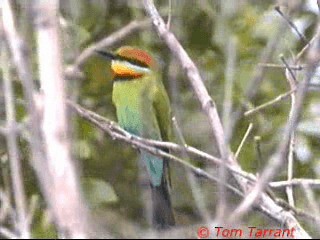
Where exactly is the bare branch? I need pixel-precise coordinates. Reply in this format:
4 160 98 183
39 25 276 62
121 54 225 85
222 36 236 136
258 63 303 70
143 0 230 163
166 0 172 29
34 1 89 237
228 19 287 140
65 19 150 79
244 89 296 116
274 6 308 44
67 100 256 185
270 178 320 188
231 24 320 223
172 117 211 222
68 100 310 238
68 101 243 197
2 0 46 170
1 43 29 238
281 55 297 207
301 184 320 218
235 123 253 159
295 34 319 62
143 1 311 237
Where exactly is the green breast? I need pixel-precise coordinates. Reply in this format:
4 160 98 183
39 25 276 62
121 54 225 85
112 76 164 186
112 76 162 139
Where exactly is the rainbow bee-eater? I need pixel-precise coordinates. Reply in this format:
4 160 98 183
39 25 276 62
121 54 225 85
96 46 175 229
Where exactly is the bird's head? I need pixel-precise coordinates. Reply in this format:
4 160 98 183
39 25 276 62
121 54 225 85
96 46 157 80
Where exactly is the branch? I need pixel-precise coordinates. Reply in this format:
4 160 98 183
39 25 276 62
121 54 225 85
34 1 89 237
67 101 243 197
275 6 308 44
281 55 297 207
228 18 287 140
301 184 320 219
244 89 296 116
258 63 303 70
143 1 310 237
68 100 311 238
231 24 320 225
2 0 46 172
172 117 211 222
1 42 29 238
270 179 320 188
235 123 253 159
68 102 303 224
67 100 256 185
65 19 150 79
143 0 230 162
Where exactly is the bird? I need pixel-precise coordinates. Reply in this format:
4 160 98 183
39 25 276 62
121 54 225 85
96 46 175 229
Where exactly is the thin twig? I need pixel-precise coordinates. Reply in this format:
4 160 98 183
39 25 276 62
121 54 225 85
270 178 320 188
231 25 320 222
244 89 296 116
67 100 256 184
301 184 320 218
275 198 320 225
275 6 308 44
172 117 211 222
254 136 263 172
222 36 236 135
65 19 150 79
232 69 314 221
68 102 243 197
166 0 172 29
281 55 297 207
2 1 50 225
235 123 253 159
143 0 230 164
68 100 311 238
281 55 297 83
228 19 287 141
142 2 310 236
295 34 318 62
258 63 303 70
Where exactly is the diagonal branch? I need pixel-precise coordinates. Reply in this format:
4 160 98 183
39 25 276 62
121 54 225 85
67 101 243 197
68 100 310 238
231 24 320 223
67 100 256 184
143 0 230 163
142 1 311 237
65 19 150 79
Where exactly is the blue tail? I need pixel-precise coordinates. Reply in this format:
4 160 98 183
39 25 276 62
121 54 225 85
141 151 175 229
141 151 163 186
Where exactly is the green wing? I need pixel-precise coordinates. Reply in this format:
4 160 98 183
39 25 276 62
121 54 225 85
152 80 172 142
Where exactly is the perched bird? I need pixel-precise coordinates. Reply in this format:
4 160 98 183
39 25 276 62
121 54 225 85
96 46 175 229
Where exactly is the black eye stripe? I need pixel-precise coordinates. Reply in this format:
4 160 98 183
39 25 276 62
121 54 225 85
115 55 150 69
96 50 150 69
113 74 141 82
